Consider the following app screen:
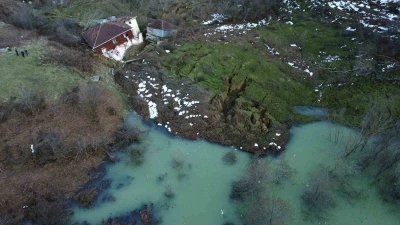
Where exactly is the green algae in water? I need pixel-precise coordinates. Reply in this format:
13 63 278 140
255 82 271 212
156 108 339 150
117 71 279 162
73 113 400 225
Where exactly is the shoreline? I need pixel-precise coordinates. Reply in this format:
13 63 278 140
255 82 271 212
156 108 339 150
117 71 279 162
114 64 291 155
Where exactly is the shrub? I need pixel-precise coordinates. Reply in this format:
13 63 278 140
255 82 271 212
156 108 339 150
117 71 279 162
222 151 237 165
127 147 146 166
25 198 71 225
42 42 95 73
230 157 270 200
49 19 83 46
18 89 46 115
164 184 174 198
114 127 140 147
171 152 185 169
11 3 47 29
301 168 335 219
0 104 12 123
34 132 64 165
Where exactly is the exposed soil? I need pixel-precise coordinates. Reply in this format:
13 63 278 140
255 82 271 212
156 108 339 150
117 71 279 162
114 62 289 155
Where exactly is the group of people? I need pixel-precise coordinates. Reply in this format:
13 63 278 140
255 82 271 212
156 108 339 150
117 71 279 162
14 47 28 57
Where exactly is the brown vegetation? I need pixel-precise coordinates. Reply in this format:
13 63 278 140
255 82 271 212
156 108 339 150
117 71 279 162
0 21 38 48
42 41 95 73
0 85 122 223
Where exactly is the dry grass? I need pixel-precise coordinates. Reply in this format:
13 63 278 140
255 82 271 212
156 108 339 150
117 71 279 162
0 154 104 222
0 21 38 48
0 86 121 162
0 86 122 222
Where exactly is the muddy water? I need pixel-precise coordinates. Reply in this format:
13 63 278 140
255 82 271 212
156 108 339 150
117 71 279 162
72 113 400 224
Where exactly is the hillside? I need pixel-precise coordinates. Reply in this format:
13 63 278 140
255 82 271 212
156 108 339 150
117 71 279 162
0 0 399 224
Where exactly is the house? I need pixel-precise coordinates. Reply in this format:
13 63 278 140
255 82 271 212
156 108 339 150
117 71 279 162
81 17 143 61
146 19 177 42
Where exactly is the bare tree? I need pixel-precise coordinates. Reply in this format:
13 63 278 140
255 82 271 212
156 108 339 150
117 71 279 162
359 122 400 171
11 3 47 29
271 158 295 184
344 103 394 157
230 156 270 200
231 156 293 224
301 167 335 220
243 195 293 225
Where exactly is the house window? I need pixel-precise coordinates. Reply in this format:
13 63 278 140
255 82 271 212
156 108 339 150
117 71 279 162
101 47 106 53
112 39 117 44
124 33 129 38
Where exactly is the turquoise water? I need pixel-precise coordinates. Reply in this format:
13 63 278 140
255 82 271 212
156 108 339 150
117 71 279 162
72 113 400 224
294 106 327 117
274 122 400 225
72 112 250 224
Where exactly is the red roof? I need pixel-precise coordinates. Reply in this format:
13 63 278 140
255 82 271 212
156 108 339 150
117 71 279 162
81 22 132 49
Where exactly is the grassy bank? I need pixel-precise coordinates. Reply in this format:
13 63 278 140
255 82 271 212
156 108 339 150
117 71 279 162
0 39 84 101
163 41 317 124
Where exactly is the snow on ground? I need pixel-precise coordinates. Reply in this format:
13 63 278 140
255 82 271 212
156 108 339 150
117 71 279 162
202 14 227 25
202 17 271 38
305 0 399 35
322 55 341 62
287 61 314 77
382 63 397 72
265 44 280 55
215 19 269 32
314 83 324 103
126 71 207 133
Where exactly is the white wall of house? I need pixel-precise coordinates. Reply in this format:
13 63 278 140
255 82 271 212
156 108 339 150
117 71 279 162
125 17 141 37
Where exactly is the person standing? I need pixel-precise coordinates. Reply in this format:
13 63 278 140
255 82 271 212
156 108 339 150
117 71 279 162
24 49 28 56
21 51 25 57
15 47 19 56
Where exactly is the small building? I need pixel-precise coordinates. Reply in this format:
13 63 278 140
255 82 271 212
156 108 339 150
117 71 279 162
82 17 143 61
146 19 177 42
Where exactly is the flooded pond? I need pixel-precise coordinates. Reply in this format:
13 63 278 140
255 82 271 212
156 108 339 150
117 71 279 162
72 113 400 225
72 112 250 225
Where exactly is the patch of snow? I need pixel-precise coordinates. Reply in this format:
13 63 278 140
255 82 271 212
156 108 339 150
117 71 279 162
202 13 227 25
148 101 158 119
323 55 341 62
304 69 314 76
265 44 280 55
